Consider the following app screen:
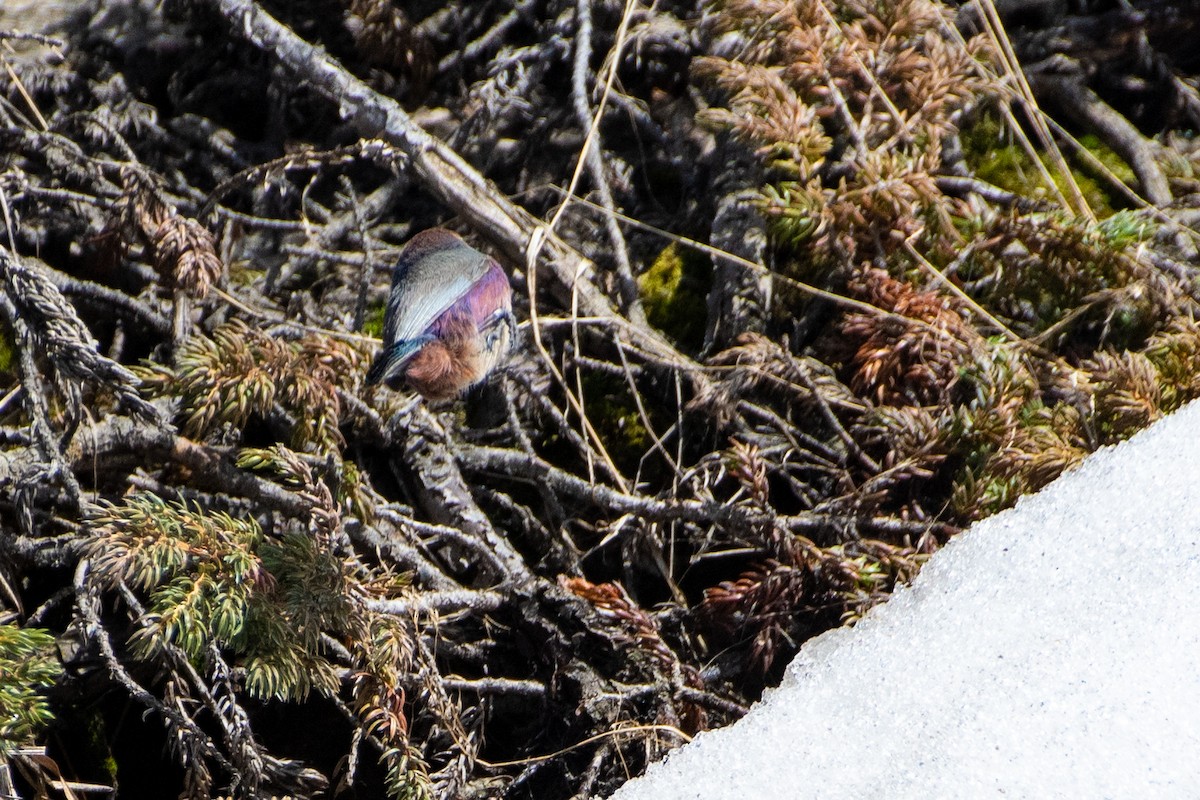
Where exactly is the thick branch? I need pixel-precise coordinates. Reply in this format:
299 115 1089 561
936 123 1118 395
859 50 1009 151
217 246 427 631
6 414 315 517
393 404 535 587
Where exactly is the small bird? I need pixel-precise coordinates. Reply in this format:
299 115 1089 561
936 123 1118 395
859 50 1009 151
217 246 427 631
365 228 515 400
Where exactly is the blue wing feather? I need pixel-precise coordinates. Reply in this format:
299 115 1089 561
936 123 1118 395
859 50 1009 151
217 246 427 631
382 231 490 347
365 336 433 386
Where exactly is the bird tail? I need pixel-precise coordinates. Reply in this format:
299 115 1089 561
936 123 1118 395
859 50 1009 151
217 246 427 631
365 337 430 386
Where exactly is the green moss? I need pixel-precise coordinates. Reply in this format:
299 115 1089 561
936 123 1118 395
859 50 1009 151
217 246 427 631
960 115 1138 217
1075 133 1136 191
86 710 119 784
578 372 652 473
362 303 387 339
638 243 711 353
962 115 1036 192
226 261 265 287
0 316 14 376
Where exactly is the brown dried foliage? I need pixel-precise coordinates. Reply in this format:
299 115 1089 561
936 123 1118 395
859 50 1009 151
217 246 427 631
842 269 982 405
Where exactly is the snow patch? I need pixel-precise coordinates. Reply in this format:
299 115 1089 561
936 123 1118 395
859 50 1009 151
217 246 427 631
611 400 1200 799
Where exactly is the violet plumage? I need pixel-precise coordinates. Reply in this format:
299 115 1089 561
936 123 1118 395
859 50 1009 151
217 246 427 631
366 228 515 400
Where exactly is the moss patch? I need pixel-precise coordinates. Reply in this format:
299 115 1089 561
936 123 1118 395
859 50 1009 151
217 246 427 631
961 115 1137 217
0 320 14 377
578 372 652 474
638 243 711 353
362 303 387 339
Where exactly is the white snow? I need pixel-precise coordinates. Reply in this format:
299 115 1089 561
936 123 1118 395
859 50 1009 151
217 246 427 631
611 400 1200 800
